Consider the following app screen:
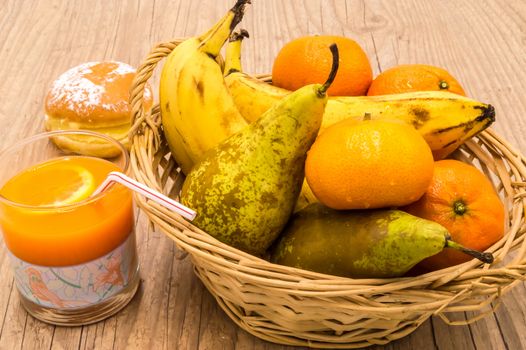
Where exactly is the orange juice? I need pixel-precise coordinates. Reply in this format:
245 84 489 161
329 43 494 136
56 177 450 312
0 130 140 326
0 156 134 266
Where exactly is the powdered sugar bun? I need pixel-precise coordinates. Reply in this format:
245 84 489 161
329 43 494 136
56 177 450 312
44 61 153 156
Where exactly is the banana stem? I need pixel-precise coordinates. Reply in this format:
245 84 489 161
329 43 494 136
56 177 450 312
231 0 251 31
317 43 339 97
199 0 251 57
229 28 249 42
482 104 496 123
446 239 494 264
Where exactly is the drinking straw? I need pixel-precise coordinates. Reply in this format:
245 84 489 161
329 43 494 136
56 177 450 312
92 171 196 221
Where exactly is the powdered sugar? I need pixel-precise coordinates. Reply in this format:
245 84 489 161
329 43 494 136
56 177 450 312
46 61 137 117
110 62 135 77
47 62 103 115
143 86 152 100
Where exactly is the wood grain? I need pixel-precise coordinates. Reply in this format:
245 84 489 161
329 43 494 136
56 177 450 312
0 1 524 349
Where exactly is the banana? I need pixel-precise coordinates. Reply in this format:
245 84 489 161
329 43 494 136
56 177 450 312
223 33 495 160
223 29 249 77
160 0 250 174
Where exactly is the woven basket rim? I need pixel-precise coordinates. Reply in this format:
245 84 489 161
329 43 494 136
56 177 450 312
126 38 526 348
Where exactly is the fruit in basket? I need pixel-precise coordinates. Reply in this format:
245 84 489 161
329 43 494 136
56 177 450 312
159 0 251 174
403 159 505 270
223 34 495 160
305 118 434 210
270 204 494 278
367 64 466 96
272 35 372 96
180 45 339 255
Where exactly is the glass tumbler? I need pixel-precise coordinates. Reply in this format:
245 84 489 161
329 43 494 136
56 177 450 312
0 130 140 326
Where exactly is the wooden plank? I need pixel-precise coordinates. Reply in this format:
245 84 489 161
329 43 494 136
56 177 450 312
0 2 25 342
196 290 239 350
466 310 507 350
79 318 117 350
0 284 26 350
165 251 205 350
0 236 16 346
381 320 432 350
491 283 526 350
233 328 294 350
17 316 54 350
429 314 476 350
49 327 82 350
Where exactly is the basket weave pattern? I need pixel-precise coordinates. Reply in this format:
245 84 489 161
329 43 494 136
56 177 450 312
129 40 526 349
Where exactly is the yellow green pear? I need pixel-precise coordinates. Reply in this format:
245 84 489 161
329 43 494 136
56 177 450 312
271 204 494 278
181 45 340 255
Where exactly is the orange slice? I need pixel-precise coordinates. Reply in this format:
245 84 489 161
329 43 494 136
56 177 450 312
1 158 95 206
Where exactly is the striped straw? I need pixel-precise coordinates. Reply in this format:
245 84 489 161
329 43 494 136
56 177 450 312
92 171 196 221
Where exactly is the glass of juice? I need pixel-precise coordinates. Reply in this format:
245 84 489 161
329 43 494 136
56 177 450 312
0 130 140 326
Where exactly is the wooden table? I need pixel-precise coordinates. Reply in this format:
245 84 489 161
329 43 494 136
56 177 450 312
0 1 525 349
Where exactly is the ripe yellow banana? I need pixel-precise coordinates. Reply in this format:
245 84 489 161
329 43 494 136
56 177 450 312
160 0 250 174
223 34 495 160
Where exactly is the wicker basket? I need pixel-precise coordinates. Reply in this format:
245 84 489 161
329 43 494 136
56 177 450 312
128 40 526 349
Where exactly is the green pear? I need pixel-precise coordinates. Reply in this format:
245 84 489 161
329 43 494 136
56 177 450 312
180 46 340 255
271 204 494 278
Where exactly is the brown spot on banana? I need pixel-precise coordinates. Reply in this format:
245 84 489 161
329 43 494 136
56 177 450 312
410 107 431 129
195 79 205 101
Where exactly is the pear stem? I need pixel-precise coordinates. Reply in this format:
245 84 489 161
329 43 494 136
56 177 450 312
317 43 339 97
446 239 494 264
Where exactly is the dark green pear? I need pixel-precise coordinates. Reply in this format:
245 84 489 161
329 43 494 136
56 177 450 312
180 46 339 256
271 204 494 278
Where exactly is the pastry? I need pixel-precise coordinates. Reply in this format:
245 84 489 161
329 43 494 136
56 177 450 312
44 61 153 157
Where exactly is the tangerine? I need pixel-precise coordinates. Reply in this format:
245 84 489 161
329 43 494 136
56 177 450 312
305 118 434 210
272 35 373 96
403 159 505 270
367 64 466 96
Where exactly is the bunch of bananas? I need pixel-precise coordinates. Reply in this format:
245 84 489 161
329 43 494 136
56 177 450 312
160 0 495 183
159 0 250 174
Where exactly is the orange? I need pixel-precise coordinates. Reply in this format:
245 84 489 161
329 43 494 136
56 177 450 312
403 159 505 270
272 35 373 96
367 64 466 96
305 119 434 210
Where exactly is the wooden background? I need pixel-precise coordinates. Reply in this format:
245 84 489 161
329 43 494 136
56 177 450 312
0 0 525 349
